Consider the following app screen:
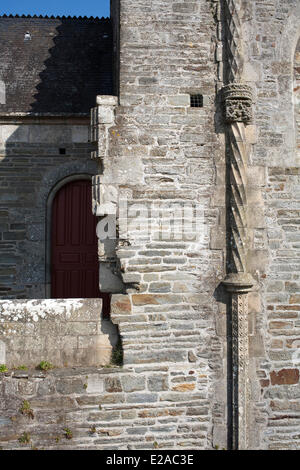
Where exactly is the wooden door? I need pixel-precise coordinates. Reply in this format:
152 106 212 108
51 179 110 314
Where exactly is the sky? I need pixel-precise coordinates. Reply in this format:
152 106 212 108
0 0 110 18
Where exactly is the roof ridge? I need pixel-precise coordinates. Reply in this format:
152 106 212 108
0 13 110 21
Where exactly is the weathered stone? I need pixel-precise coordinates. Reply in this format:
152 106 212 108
167 95 190 106
56 378 85 395
126 393 158 404
188 351 197 363
0 0 299 453
105 377 122 393
270 369 300 386
110 295 132 314
121 375 146 392
172 383 195 392
148 375 169 392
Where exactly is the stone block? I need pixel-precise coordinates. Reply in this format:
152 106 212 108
86 375 104 394
95 185 118 217
96 95 118 106
167 95 190 106
270 369 299 386
148 375 169 392
97 106 115 124
0 340 5 364
121 375 146 392
126 393 158 404
56 378 84 395
98 261 124 293
105 377 122 393
111 294 132 314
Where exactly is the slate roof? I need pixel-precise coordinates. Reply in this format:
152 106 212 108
0 16 113 114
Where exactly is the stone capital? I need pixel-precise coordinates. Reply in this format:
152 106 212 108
221 83 253 123
222 272 255 293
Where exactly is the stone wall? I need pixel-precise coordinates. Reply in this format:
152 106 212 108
0 298 118 368
0 365 209 450
240 0 300 450
0 117 97 299
93 0 228 449
1 0 300 451
295 38 300 160
93 0 300 450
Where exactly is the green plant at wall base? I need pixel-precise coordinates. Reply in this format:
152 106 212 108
18 432 31 444
16 365 28 370
38 361 54 371
0 364 8 372
83 383 88 389
111 338 123 366
153 441 159 449
90 426 97 434
20 400 34 419
64 428 73 440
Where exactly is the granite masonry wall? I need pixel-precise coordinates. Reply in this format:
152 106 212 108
0 365 212 450
1 0 300 451
92 0 228 449
0 117 97 299
91 0 300 450
239 0 300 450
0 298 118 368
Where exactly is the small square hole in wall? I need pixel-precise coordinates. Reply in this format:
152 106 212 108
59 148 66 155
190 94 203 108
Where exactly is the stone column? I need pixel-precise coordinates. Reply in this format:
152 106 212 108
221 0 255 450
222 84 255 451
90 95 124 293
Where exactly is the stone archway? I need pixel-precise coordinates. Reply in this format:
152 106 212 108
45 173 93 298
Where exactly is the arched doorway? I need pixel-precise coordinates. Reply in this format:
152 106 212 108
51 179 110 314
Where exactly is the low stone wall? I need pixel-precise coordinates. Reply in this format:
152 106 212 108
0 366 209 450
0 298 118 368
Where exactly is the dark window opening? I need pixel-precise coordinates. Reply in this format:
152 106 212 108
59 148 66 155
190 94 203 108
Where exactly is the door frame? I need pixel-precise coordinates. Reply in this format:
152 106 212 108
45 174 93 299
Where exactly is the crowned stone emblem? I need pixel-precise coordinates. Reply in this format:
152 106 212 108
222 83 253 123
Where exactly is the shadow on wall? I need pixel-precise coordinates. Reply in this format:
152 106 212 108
0 17 113 114
0 17 119 367
0 17 114 299
29 18 113 113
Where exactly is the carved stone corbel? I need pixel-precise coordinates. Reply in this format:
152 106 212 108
222 84 253 123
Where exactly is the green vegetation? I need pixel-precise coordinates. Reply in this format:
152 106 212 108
0 364 8 373
111 338 123 366
64 428 73 440
38 361 54 371
16 365 28 370
20 400 34 419
18 432 31 444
